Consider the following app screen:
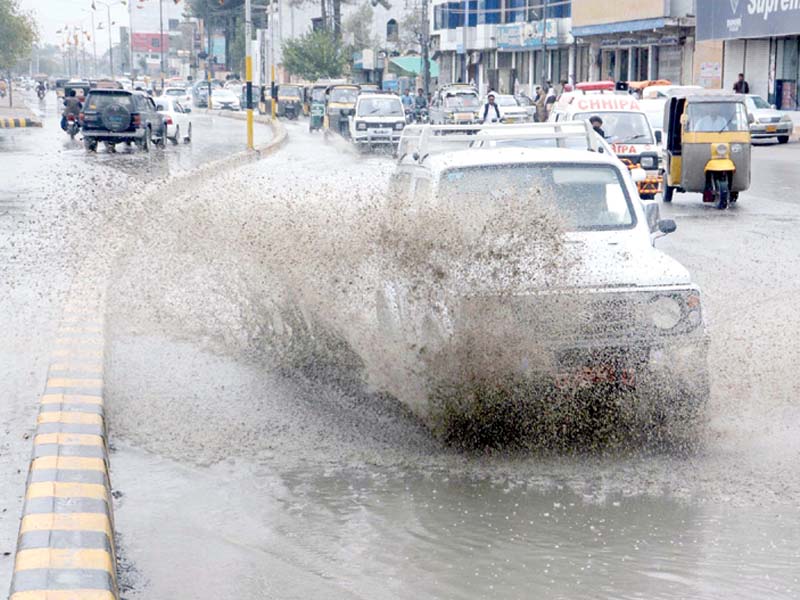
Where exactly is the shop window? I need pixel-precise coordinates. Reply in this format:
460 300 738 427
478 0 500 24
168 19 179 31
386 19 398 42
506 0 525 23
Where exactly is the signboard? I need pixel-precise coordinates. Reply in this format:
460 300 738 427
698 61 722 88
697 0 800 41
571 96 641 112
496 20 569 51
572 0 664 27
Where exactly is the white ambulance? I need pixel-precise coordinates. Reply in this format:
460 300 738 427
549 82 662 199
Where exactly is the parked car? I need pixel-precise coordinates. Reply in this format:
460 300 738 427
81 89 166 152
163 86 192 106
155 95 193 144
211 87 241 111
744 94 793 143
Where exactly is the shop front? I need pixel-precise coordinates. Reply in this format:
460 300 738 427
696 0 800 108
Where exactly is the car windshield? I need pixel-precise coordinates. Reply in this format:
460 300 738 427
749 95 771 109
438 163 634 231
86 93 133 110
357 98 403 116
165 88 186 96
445 94 480 109
312 88 326 101
686 102 749 132
331 88 358 103
573 111 654 144
279 87 302 98
493 96 518 107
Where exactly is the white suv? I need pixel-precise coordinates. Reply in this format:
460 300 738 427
349 93 406 148
377 123 710 440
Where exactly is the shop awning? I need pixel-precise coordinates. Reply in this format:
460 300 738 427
389 56 440 78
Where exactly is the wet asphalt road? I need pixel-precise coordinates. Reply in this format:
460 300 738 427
3 112 800 599
0 90 271 588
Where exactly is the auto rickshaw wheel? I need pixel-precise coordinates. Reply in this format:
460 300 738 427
712 173 730 210
663 185 675 203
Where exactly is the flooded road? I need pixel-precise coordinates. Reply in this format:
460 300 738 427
99 121 800 598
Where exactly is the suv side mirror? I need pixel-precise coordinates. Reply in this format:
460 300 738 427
655 130 662 144
657 218 677 235
748 113 755 124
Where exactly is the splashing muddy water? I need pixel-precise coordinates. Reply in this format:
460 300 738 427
102 124 800 599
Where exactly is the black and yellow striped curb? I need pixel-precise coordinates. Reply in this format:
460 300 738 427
9 296 117 600
0 117 43 128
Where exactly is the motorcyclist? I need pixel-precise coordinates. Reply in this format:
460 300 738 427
401 88 414 110
36 80 46 99
414 88 427 110
61 89 82 131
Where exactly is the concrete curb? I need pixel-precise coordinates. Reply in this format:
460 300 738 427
7 115 287 600
0 117 42 128
8 282 116 600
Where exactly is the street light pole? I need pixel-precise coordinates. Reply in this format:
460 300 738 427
91 10 98 77
421 0 430 97
159 0 165 90
245 0 254 149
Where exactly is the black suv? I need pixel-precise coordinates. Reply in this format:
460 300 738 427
81 89 166 152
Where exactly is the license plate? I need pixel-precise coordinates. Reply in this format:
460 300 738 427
373 128 391 135
766 125 777 132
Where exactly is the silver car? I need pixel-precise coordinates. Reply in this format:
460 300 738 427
745 94 793 143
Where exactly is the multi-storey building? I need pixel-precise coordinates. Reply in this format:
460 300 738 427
129 0 186 78
430 0 574 96
696 0 800 108
570 0 696 85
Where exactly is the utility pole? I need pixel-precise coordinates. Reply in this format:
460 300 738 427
540 0 547 87
421 0 430 97
269 0 277 118
91 10 98 77
245 0 254 149
159 0 165 90
461 0 468 83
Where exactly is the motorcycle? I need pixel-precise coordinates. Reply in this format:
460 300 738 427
65 114 80 140
37 87 46 100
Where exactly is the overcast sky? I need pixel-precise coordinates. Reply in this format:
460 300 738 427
21 0 130 46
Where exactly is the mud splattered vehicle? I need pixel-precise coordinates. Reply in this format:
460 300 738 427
374 122 710 442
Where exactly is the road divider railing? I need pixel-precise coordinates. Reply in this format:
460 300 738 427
9 292 118 600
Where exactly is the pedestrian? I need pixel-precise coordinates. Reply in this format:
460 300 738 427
733 73 750 94
589 115 606 138
534 85 547 122
482 92 501 123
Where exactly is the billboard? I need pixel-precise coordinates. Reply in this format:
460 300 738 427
697 0 800 41
572 0 665 28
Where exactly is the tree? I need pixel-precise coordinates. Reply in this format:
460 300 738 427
398 9 424 54
342 1 378 51
0 0 36 73
282 29 346 80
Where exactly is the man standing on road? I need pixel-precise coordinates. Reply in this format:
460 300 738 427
733 73 750 94
482 92 501 123
61 89 82 131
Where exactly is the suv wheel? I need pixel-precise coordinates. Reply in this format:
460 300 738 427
83 137 98 152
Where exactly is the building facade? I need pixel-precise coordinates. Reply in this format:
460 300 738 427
570 0 695 85
696 0 800 108
129 0 187 78
430 0 573 96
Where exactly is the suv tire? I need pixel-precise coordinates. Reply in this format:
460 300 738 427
83 137 98 152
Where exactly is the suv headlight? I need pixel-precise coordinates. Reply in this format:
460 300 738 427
640 156 655 169
781 114 792 122
647 292 703 332
356 121 367 131
394 121 404 130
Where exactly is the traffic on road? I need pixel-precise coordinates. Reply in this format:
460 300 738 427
3 70 800 600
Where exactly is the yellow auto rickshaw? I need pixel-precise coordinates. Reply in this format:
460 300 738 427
662 91 751 209
324 84 359 137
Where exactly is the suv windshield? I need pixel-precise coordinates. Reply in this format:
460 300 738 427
438 163 635 231
493 96 518 107
331 88 358 103
357 97 403 116
86 92 134 111
165 88 186 96
686 102 749 132
445 94 480 109
574 111 654 144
